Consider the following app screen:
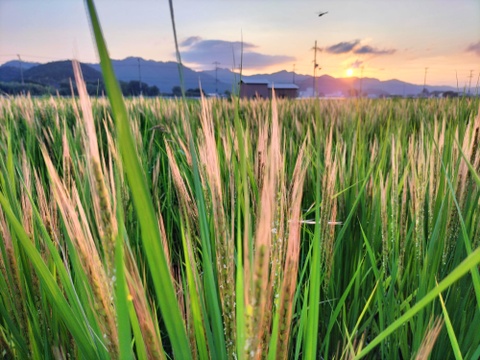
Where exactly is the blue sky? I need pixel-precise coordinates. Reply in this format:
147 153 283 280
1 0 479 86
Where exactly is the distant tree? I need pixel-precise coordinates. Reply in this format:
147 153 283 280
442 91 458 98
185 88 205 97
145 85 160 97
172 86 182 97
0 81 52 96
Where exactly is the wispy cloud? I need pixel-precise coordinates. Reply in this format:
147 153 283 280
179 37 295 69
466 41 480 56
325 40 360 54
325 39 396 56
350 59 364 68
354 45 396 55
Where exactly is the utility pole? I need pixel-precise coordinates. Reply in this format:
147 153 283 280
312 40 321 98
137 58 143 96
17 54 25 95
292 63 296 84
359 66 364 97
213 61 220 94
423 67 428 94
312 11 328 98
467 69 474 95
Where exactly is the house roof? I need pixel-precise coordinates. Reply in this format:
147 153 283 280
240 78 269 85
268 83 299 90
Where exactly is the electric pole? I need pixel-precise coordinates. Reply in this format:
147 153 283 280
359 65 364 97
312 11 328 98
312 40 321 98
467 70 474 95
17 54 25 95
213 61 220 94
292 63 296 84
137 58 143 96
423 67 428 94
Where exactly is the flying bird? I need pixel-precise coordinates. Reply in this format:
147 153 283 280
318 11 328 17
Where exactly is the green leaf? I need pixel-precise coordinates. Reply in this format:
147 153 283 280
84 1 192 358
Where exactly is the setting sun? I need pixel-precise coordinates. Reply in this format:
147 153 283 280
346 68 354 77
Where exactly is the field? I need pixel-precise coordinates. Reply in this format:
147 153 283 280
0 87 480 360
1 1 480 358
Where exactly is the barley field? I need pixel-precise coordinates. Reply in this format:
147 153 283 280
1 1 480 359
0 84 479 359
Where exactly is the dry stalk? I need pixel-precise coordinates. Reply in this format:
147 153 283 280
414 318 444 360
41 146 119 357
276 140 307 360
125 250 165 360
72 60 117 277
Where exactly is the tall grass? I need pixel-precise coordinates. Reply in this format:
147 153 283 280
1 90 479 359
0 2 480 358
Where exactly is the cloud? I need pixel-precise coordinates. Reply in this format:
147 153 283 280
181 36 202 47
466 41 480 55
350 59 364 69
325 39 396 56
325 40 360 54
179 37 295 69
354 45 396 55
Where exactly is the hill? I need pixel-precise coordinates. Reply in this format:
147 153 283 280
23 60 102 88
88 57 232 94
1 57 461 97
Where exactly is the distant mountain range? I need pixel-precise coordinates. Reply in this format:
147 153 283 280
0 57 459 97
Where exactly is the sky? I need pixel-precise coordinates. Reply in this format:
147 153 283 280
1 0 479 87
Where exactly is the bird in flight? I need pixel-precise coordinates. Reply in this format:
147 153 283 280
318 11 328 17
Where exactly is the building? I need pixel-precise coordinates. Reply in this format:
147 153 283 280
239 79 269 99
268 83 299 99
239 79 299 99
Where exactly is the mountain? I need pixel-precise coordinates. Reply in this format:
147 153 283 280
0 66 22 82
88 57 232 94
1 57 460 97
293 74 457 97
2 60 40 70
22 60 102 88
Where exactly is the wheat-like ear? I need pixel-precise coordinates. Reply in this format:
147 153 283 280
125 249 166 359
41 144 118 356
197 94 236 353
276 138 308 360
414 318 444 360
72 60 117 276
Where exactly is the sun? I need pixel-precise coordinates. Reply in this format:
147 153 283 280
346 68 354 77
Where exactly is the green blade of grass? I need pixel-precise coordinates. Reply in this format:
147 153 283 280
84 1 192 358
354 246 480 359
303 109 324 357
322 257 366 357
0 192 99 359
114 172 133 360
188 134 227 359
180 218 210 359
437 279 463 360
